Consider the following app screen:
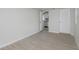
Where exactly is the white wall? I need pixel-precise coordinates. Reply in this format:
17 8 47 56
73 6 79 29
75 8 79 48
49 9 60 33
0 8 40 48
70 9 75 35
49 8 76 35
59 9 71 33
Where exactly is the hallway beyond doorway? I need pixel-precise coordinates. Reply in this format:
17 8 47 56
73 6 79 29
40 10 49 32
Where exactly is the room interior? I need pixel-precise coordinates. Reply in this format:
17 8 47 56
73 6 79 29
0 8 79 50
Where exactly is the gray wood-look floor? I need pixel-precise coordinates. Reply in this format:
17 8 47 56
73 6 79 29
0 31 78 50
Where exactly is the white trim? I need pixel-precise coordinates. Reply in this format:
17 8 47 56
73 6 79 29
49 31 60 33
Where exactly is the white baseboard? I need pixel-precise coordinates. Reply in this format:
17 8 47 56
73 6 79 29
48 31 60 33
49 31 72 35
0 31 39 49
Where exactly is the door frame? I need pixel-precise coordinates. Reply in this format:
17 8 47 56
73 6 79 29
39 10 44 31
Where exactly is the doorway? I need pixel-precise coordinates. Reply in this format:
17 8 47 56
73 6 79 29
40 10 49 32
